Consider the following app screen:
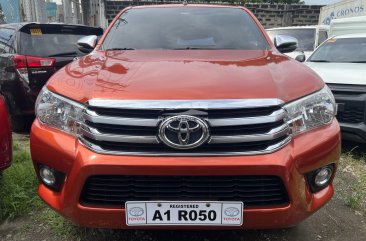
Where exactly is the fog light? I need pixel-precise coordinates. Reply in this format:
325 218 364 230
315 167 333 186
306 164 335 193
38 165 65 192
39 167 56 186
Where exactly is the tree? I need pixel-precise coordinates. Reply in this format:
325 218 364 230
242 0 304 3
0 4 5 24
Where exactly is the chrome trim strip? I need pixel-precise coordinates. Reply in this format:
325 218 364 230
209 123 289 144
88 99 284 110
80 128 159 144
78 135 292 157
83 110 159 127
209 109 285 127
83 109 285 128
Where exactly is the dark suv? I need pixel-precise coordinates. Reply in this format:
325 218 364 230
0 23 103 131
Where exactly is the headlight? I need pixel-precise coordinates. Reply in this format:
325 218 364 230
284 86 336 136
35 87 84 136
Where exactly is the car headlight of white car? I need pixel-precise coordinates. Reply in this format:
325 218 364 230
35 87 84 136
284 85 336 136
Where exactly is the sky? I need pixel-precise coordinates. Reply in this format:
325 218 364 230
304 0 343 5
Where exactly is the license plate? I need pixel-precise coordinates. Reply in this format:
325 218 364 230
126 201 243 226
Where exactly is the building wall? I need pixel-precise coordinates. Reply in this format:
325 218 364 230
20 0 47 22
105 1 323 28
82 0 108 28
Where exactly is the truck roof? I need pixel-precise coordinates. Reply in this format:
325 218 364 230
0 22 102 31
334 33 366 39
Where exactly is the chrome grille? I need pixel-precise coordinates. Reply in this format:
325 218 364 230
79 99 291 156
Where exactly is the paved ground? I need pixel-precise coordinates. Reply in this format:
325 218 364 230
0 135 365 241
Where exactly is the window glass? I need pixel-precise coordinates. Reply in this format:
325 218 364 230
0 28 15 53
317 30 328 46
267 29 316 51
19 25 103 57
103 8 269 50
308 38 366 63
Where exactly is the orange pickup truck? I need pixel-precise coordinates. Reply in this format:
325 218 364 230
30 4 340 229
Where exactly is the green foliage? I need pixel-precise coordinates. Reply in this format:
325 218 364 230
0 141 42 221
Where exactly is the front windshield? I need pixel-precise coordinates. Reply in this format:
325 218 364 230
308 38 366 63
102 7 269 50
267 29 315 52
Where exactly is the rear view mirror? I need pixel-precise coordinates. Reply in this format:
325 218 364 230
77 35 98 53
295 53 306 62
274 35 298 54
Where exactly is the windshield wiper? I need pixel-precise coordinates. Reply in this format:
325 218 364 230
309 60 331 62
172 47 216 50
105 48 135 50
349 61 366 63
48 51 78 57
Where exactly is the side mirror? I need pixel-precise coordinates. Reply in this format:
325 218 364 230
77 35 98 54
274 35 298 54
295 53 306 62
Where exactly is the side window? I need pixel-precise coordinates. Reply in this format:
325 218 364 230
318 31 328 47
0 28 16 54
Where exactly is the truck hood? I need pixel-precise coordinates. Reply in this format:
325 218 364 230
305 62 366 85
47 50 324 104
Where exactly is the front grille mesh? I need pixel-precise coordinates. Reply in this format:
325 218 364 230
80 175 289 208
337 106 364 124
79 99 291 155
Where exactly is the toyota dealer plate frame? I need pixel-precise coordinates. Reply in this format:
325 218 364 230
125 201 244 226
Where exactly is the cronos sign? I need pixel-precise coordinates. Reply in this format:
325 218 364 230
319 0 366 25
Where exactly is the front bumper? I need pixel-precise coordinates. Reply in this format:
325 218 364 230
30 119 341 229
329 84 366 143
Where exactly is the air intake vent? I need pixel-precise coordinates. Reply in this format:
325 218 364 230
80 175 289 208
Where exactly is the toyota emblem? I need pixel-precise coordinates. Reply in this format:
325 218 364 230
128 207 144 217
224 207 240 217
158 115 210 150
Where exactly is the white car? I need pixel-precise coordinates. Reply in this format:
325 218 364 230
305 33 366 142
267 26 329 60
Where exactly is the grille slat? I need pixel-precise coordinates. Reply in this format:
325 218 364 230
86 188 284 194
80 175 289 208
327 84 366 124
337 107 364 124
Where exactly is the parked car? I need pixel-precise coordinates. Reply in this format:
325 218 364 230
0 23 103 131
267 26 329 60
306 33 366 142
0 94 11 174
330 16 366 36
31 5 340 229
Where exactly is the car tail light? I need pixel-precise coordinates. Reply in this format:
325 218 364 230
13 55 55 84
26 56 55 67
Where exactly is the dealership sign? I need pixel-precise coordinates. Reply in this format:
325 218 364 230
320 0 366 25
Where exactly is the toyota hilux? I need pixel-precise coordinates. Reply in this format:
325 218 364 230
31 4 340 229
